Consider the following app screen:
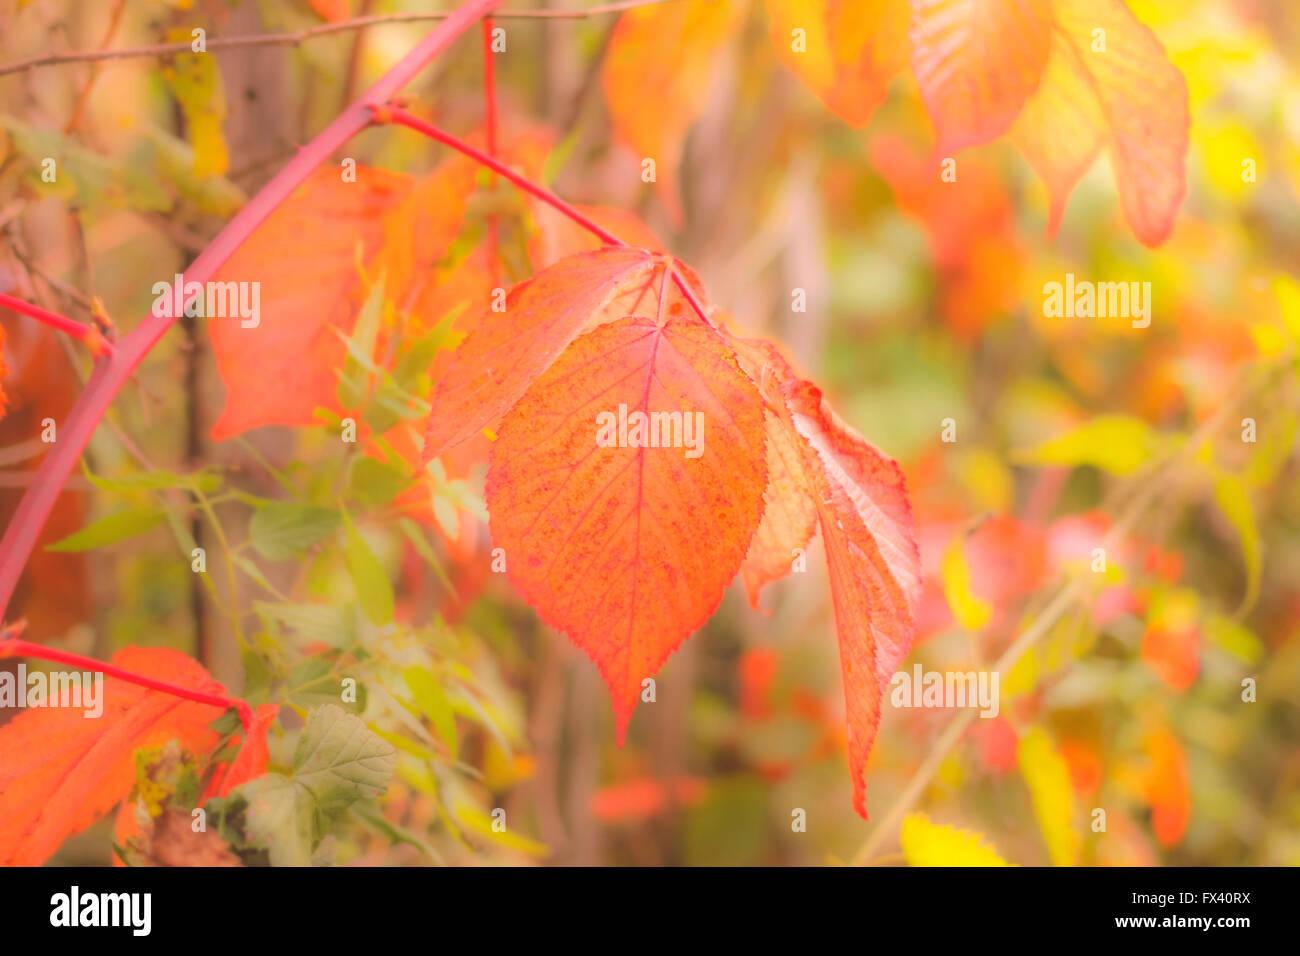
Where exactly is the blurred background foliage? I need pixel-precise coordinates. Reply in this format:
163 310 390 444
1 0 1298 865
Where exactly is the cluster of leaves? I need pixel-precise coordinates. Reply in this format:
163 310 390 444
2 0 1298 867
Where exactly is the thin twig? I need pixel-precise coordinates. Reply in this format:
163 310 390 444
0 0 679 77
0 290 111 354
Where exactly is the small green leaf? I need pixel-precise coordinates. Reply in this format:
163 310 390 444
46 507 165 552
343 515 393 626
403 666 458 761
336 277 386 410
249 503 340 561
294 705 397 814
256 601 355 648
348 455 408 509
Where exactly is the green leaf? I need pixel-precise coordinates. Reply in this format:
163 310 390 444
403 666 459 761
348 455 408 509
287 657 364 712
45 507 165 552
238 773 315 867
336 278 386 410
249 503 341 561
256 601 355 649
343 515 393 627
1012 415 1163 476
293 705 397 814
1211 475 1261 613
86 467 222 494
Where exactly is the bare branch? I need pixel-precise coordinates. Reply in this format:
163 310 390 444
0 0 678 78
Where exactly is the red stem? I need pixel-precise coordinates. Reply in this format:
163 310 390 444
0 636 254 732
0 0 501 619
380 106 717 329
0 290 111 354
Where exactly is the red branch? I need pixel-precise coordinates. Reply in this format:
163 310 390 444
0 634 254 733
0 0 502 618
378 106 717 329
0 290 112 355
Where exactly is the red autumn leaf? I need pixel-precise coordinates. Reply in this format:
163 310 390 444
486 302 767 740
732 335 921 818
909 0 1053 153
1010 0 1189 246
0 646 245 866
203 702 280 801
209 162 469 439
422 246 664 461
602 0 743 224
765 0 911 127
0 316 91 636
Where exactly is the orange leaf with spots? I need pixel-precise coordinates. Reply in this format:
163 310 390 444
910 0 1053 153
486 294 767 741
0 647 242 866
422 247 664 462
1010 0 1188 245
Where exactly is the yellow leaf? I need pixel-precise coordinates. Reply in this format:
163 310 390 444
1017 728 1079 866
1013 414 1161 475
1211 475 1261 614
940 532 992 631
162 32 228 178
901 812 1012 866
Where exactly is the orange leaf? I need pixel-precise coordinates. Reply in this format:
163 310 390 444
1010 0 1188 246
209 166 409 439
422 247 660 461
765 0 910 127
732 336 920 817
1144 728 1190 848
209 162 469 439
736 341 817 609
0 317 91 636
602 0 743 224
590 775 706 822
486 305 767 741
0 647 232 866
309 0 350 22
910 0 1053 153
